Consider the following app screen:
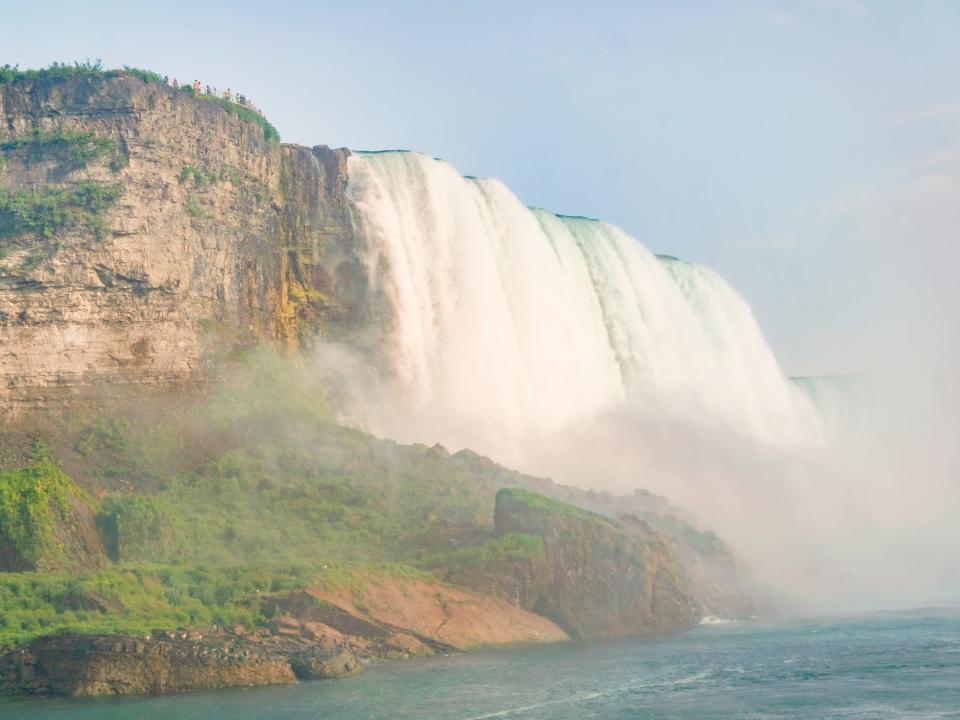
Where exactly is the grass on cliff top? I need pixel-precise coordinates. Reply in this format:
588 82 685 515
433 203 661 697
0 60 164 86
177 85 280 143
0 60 280 143
0 561 432 646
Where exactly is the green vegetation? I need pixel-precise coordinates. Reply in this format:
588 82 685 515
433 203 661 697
0 561 438 645
646 513 724 555
0 61 280 142
183 192 204 218
213 95 280 143
86 417 493 566
179 164 219 188
420 533 544 575
0 182 122 241
17 348 494 568
496 487 610 524
0 60 163 86
0 563 301 645
179 164 243 189
0 127 116 172
0 463 74 567
19 251 50 270
0 349 615 645
178 85 280 143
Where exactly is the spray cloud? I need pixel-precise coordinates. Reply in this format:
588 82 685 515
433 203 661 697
317 149 960 612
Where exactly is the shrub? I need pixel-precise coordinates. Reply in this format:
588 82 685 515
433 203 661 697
0 127 116 171
184 192 204 218
420 533 545 574
0 60 164 86
0 463 73 566
179 164 220 188
211 96 280 143
0 182 123 240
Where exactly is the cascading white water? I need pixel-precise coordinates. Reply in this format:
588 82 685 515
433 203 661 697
333 149 960 610
345 150 822 463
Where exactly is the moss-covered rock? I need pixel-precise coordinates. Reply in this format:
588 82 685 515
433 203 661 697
0 462 105 572
486 488 700 639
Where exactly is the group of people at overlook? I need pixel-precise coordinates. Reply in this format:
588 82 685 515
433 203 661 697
166 76 263 116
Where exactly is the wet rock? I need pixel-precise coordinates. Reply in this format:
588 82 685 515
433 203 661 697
289 648 362 680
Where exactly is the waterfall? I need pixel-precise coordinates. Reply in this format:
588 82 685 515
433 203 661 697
344 150 821 461
322 149 958 610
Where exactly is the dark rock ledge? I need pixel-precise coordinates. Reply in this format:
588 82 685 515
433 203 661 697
0 629 363 697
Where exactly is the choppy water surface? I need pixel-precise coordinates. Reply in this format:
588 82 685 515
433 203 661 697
4 609 959 719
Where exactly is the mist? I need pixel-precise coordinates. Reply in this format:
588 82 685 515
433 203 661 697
310 148 960 614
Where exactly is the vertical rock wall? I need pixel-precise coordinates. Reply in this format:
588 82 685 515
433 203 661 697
0 75 357 418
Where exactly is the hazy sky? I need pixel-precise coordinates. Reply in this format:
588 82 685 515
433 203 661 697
5 0 959 375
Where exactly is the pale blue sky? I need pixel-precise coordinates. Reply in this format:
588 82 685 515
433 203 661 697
5 0 959 375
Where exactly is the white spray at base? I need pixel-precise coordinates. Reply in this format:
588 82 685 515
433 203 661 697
324 149 960 611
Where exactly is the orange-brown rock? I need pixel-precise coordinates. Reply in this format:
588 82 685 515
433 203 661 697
266 573 568 652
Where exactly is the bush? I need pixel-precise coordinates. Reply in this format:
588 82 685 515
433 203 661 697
0 60 164 86
178 86 280 143
0 182 122 240
0 561 431 645
0 127 116 171
420 533 544 575
211 96 280 143
179 164 220 188
0 463 73 566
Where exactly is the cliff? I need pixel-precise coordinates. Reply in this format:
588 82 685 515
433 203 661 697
437 488 700 639
0 72 358 419
0 68 769 698
449 449 767 620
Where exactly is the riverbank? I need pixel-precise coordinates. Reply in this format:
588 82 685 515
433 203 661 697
4 610 958 719
0 569 567 697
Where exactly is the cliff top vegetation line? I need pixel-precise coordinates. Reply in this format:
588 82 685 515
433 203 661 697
0 60 280 143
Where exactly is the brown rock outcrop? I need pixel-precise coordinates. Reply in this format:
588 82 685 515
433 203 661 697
0 74 358 419
441 488 701 639
266 575 568 652
0 635 297 697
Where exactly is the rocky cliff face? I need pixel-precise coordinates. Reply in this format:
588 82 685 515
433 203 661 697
442 451 766 623
443 488 701 639
0 74 357 419
1 634 301 696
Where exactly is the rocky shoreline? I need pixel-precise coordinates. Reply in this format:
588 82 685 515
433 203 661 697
0 627 363 697
0 573 565 698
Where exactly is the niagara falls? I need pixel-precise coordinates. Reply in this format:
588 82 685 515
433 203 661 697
2 2 959 719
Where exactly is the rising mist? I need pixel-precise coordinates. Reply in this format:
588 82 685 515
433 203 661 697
313 149 960 614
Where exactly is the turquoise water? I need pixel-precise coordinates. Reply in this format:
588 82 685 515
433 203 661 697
3 609 959 719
